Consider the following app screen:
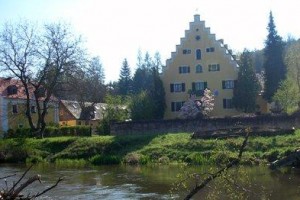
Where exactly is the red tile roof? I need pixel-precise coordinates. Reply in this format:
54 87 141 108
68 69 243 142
0 77 57 101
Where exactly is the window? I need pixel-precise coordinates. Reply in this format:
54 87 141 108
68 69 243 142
183 49 191 54
192 82 207 91
170 83 185 93
12 105 18 113
179 66 190 74
192 81 207 96
31 106 36 113
196 49 201 60
223 99 234 109
195 35 201 41
208 64 220 72
171 101 185 112
196 65 203 73
7 85 17 95
206 47 215 52
222 80 235 89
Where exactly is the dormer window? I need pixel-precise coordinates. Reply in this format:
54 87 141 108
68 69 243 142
7 85 18 95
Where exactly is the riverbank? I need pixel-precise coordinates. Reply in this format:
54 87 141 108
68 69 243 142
0 130 299 166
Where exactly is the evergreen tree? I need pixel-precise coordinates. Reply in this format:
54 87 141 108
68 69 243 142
263 11 286 101
118 58 132 96
233 50 259 113
130 50 166 120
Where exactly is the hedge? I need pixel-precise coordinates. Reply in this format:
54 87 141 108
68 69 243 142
5 126 91 138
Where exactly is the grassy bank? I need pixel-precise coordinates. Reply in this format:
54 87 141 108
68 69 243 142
0 130 299 166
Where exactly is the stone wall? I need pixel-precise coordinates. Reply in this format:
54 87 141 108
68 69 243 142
110 115 300 136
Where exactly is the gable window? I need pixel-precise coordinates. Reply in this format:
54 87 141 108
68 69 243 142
183 49 191 54
195 35 201 41
170 83 185 93
222 80 235 89
171 101 185 112
12 105 18 113
179 66 190 74
206 47 215 52
223 99 234 109
208 64 220 72
7 85 18 95
196 49 201 60
31 106 36 113
196 64 203 73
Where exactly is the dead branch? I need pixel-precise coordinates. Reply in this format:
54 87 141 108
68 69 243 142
184 133 249 200
32 177 63 198
0 174 16 180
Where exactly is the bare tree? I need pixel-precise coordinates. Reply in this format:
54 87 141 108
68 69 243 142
0 21 86 136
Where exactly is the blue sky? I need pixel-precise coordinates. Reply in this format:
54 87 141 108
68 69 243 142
0 0 300 82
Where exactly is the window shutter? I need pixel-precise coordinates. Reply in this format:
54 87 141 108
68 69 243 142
217 64 220 71
171 102 175 112
179 67 181 74
223 99 226 108
204 82 208 89
182 83 185 92
192 82 195 91
170 84 174 92
222 81 225 89
188 66 190 73
234 80 237 88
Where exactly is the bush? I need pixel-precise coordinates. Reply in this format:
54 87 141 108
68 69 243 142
90 154 120 165
97 120 110 135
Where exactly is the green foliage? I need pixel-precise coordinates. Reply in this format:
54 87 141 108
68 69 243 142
130 51 166 120
90 154 121 165
118 58 132 96
263 12 286 101
1 130 300 166
129 91 155 120
273 78 300 113
5 126 91 138
233 49 259 113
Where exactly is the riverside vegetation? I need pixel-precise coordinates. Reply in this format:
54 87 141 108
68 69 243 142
0 130 299 167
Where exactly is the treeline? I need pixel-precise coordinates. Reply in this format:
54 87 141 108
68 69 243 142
233 12 300 114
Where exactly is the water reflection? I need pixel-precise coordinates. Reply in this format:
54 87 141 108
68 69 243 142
0 164 299 200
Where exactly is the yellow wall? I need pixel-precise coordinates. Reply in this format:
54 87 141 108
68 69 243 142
162 15 240 119
59 119 100 134
6 99 58 130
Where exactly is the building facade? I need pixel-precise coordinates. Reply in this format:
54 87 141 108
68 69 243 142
0 78 59 134
161 15 241 119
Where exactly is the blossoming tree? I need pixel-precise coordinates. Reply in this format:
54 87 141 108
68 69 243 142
178 88 214 119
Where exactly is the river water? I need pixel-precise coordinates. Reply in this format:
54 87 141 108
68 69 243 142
0 164 300 199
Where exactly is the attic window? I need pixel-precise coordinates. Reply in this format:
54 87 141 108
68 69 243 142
195 35 201 41
7 85 18 95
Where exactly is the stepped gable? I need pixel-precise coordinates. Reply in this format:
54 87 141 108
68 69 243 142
165 14 238 71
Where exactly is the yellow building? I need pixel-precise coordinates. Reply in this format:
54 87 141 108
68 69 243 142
0 78 59 134
161 14 241 119
59 100 107 134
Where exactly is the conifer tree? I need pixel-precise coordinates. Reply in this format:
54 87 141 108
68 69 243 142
118 58 132 96
233 50 259 113
263 11 286 101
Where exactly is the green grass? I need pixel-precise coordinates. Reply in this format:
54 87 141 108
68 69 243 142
0 130 299 166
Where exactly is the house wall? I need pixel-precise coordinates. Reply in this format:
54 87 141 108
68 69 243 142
161 15 241 119
2 98 59 132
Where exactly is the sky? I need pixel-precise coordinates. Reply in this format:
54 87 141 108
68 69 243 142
0 0 300 83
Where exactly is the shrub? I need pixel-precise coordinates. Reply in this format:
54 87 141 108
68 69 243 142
90 154 120 165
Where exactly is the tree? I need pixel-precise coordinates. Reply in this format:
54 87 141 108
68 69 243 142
0 21 85 136
285 40 300 95
130 50 166 120
179 89 214 119
118 58 132 96
273 78 299 114
263 11 286 102
233 50 259 113
129 91 154 120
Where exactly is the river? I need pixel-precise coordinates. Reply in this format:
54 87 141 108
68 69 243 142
0 164 300 199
